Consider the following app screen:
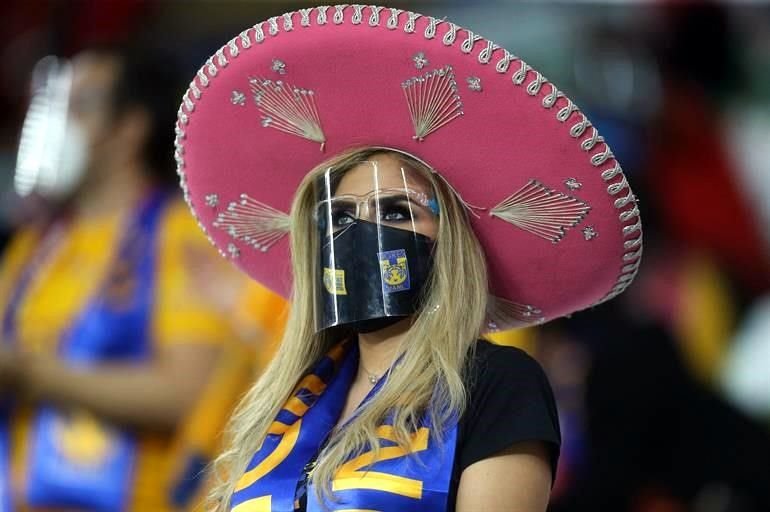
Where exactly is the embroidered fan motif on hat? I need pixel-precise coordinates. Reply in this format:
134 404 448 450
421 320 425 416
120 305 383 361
249 78 326 149
486 297 545 331
490 180 591 243
402 65 463 141
213 194 290 252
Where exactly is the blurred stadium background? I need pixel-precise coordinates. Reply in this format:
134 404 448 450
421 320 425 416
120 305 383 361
1 1 769 511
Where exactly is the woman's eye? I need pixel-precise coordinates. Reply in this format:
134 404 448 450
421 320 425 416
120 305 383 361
332 211 356 226
382 205 413 222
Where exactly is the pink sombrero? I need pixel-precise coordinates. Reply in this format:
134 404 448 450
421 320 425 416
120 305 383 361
174 4 642 331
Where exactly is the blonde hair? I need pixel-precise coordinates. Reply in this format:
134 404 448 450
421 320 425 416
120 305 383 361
208 147 489 509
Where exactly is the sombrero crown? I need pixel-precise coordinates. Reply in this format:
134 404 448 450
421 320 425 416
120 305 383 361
175 4 642 331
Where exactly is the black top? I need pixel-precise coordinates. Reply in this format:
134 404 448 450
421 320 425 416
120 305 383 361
295 339 561 511
448 339 561 511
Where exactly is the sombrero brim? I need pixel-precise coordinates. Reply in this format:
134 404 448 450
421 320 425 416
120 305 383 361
175 5 642 331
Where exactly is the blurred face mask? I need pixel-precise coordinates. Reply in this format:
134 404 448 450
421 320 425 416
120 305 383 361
313 158 440 333
15 57 89 200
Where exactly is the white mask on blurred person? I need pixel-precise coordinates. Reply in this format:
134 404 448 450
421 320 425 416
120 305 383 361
15 57 89 200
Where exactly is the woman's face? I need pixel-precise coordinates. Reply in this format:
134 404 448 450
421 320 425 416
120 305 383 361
331 152 439 239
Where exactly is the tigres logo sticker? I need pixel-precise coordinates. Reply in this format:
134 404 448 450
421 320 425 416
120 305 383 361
379 249 410 293
323 267 347 295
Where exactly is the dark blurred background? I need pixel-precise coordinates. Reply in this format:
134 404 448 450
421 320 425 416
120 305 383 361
1 1 769 511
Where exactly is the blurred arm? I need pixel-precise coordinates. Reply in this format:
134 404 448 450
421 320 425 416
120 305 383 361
21 342 221 431
14 200 245 432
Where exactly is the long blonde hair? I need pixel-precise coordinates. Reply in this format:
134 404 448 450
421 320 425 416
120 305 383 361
209 147 489 508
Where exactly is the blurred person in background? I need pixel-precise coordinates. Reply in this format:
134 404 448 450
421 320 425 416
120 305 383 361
548 5 770 512
718 7 770 427
0 44 279 511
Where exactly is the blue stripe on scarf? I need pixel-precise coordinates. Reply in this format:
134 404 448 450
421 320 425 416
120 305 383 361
0 421 10 512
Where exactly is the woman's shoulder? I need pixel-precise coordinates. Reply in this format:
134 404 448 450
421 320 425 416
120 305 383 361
463 339 547 390
460 338 559 439
469 338 535 361
455 339 561 480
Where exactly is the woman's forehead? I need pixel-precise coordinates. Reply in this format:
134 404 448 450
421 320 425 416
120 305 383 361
335 153 433 196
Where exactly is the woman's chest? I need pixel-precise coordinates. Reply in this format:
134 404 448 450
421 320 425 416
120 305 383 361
333 381 372 431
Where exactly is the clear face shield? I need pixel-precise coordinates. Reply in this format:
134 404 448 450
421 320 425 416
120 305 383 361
15 56 88 200
313 157 440 333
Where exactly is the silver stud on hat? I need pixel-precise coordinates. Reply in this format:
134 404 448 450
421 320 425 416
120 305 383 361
205 194 219 207
271 59 287 75
564 178 582 191
583 226 598 240
466 76 482 92
412 52 428 69
231 90 246 106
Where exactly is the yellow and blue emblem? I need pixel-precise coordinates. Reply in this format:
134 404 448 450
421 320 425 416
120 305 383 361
323 267 347 295
379 249 410 293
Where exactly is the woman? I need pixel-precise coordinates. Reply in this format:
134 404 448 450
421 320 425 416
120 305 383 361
175 5 642 511
0 46 262 511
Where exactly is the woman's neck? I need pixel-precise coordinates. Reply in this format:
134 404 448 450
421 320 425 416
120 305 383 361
73 161 149 219
356 317 411 381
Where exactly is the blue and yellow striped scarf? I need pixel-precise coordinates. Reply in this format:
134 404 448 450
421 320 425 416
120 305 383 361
231 342 457 512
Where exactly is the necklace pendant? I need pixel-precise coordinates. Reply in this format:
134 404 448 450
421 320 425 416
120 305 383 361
368 374 378 385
